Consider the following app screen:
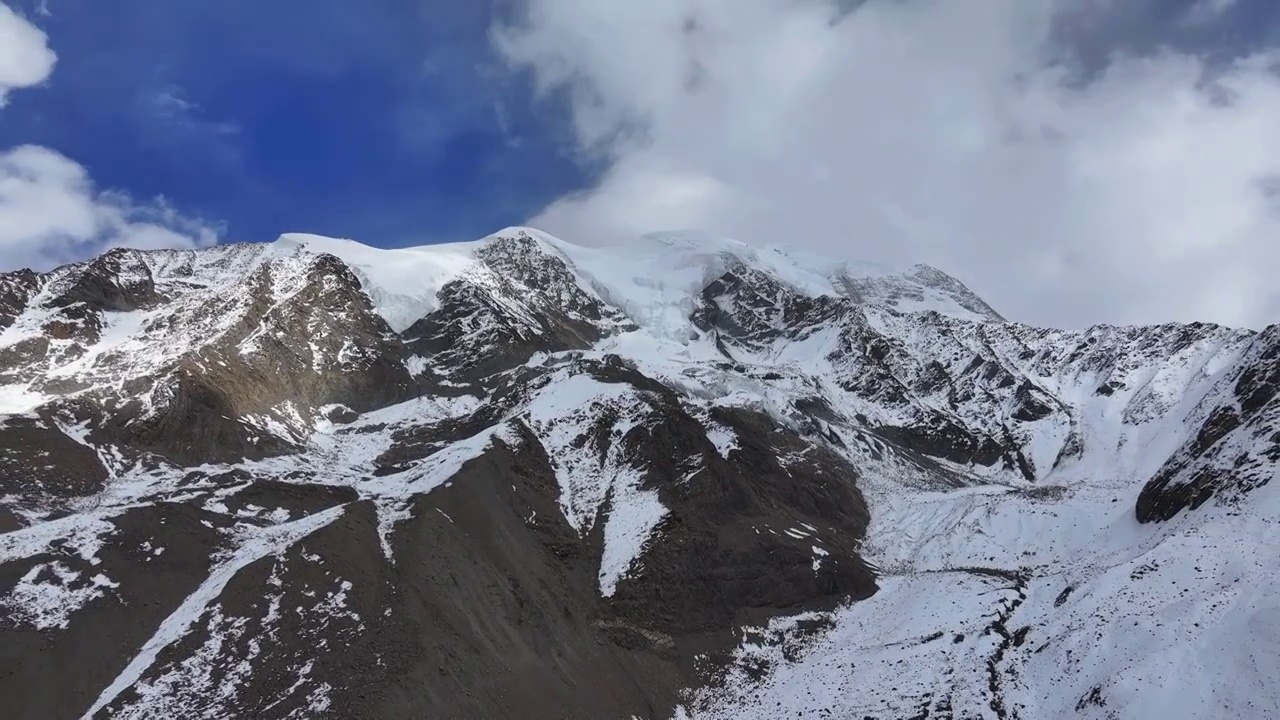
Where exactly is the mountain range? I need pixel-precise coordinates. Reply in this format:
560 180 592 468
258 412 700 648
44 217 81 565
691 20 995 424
1 227 1277 719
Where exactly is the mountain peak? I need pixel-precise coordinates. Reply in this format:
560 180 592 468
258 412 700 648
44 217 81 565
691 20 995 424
257 229 1004 340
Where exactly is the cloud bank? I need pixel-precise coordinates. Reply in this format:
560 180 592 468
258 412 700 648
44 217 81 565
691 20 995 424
495 0 1280 329
0 2 219 272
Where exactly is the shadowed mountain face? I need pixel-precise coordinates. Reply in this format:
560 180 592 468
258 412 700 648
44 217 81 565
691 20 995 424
1 228 1276 719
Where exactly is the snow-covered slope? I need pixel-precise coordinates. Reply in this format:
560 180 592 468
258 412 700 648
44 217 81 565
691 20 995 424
0 227 1276 719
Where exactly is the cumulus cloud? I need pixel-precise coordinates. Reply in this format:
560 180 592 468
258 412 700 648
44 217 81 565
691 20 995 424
0 145 220 271
495 0 1280 329
0 1 56 105
0 5 220 272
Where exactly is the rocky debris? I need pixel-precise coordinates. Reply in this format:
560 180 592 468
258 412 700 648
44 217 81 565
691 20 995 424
2 503 231 720
980 570 1030 720
337 441 680 720
3 247 419 468
871 420 1006 470
602 399 877 646
222 479 359 521
403 277 560 379
475 232 635 336
371 409 503 475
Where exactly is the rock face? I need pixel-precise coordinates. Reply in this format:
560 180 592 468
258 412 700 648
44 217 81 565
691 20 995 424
1135 325 1280 522
0 227 1277 719
403 234 635 381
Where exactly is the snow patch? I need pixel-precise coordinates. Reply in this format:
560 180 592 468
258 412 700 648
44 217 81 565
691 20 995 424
0 384 49 415
0 562 119 630
705 423 738 459
598 470 667 598
0 513 117 565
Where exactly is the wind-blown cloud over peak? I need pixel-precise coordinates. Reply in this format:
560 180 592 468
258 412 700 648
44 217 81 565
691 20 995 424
495 0 1280 330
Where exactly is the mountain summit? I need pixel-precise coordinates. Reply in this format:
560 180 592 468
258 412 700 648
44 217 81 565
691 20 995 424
1 228 1277 719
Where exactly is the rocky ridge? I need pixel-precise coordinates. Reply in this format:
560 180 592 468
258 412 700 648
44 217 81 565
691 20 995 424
0 227 1276 719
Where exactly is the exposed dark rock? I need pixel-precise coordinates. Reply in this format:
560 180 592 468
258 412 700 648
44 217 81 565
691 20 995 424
1136 328 1280 523
1011 381 1055 422
1235 332 1280 416
0 269 41 331
47 249 163 314
0 334 51 383
1094 380 1123 396
404 232 633 380
691 264 846 354
0 413 109 499
1188 407 1243 458
372 409 503 475
91 367 300 467
0 507 25 533
605 401 877 649
325 404 359 424
1136 467 1223 523
872 421 1005 468
224 479 359 521
1 503 229 720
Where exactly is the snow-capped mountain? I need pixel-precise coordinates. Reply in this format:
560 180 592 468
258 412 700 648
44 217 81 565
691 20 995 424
1 227 1276 719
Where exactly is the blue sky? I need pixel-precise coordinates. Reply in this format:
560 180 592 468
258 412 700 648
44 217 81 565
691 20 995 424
0 0 596 246
1 0 1279 328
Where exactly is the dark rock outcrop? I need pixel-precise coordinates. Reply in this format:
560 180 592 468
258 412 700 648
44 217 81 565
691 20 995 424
1137 326 1280 522
404 232 633 380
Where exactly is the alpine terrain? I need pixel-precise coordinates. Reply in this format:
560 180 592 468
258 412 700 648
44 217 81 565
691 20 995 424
1 227 1277 719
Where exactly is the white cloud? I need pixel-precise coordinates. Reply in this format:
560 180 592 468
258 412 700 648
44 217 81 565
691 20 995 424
495 0 1280 329
1182 0 1238 26
150 86 240 137
0 1 56 106
0 145 220 271
0 5 220 271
